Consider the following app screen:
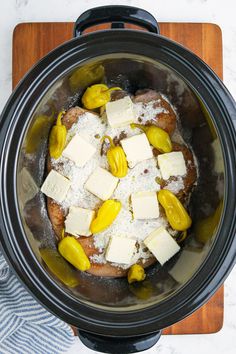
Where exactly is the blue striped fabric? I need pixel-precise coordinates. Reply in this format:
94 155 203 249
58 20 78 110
0 251 74 354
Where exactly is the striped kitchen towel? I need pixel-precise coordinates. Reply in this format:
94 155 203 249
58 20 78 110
0 251 74 354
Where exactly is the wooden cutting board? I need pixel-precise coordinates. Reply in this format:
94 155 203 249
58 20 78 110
13 22 223 334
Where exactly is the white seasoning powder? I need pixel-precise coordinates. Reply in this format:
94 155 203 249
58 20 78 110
114 159 161 209
90 253 106 264
133 100 168 124
105 124 137 140
51 112 107 210
164 176 184 194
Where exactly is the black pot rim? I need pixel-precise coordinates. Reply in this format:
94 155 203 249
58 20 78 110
0 29 236 336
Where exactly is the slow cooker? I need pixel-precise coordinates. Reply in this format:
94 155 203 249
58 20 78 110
0 5 236 353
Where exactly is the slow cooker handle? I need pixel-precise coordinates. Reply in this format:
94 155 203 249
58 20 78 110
73 5 160 37
78 329 162 353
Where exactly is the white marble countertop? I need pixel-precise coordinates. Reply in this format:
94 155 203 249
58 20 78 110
0 0 235 353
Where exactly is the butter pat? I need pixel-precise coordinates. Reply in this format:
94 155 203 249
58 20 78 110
157 151 186 180
106 96 135 128
85 167 119 200
144 226 180 265
19 168 39 206
131 191 159 219
41 170 71 203
105 236 136 264
121 133 153 167
65 206 95 237
211 139 224 174
62 134 96 167
169 249 202 283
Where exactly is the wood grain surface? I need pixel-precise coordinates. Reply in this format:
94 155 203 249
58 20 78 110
13 22 223 334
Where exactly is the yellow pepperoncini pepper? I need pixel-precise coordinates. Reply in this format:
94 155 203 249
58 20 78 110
130 123 172 153
82 84 121 109
40 248 79 287
195 201 223 244
158 190 192 231
127 264 146 284
102 135 128 177
25 113 54 153
58 236 91 271
69 64 105 93
129 280 153 300
90 199 122 234
49 111 67 159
